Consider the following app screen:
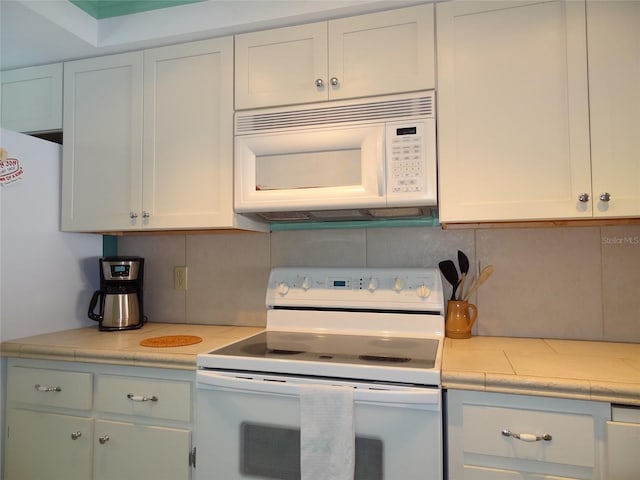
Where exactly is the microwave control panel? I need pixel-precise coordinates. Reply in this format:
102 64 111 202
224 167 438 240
385 119 437 206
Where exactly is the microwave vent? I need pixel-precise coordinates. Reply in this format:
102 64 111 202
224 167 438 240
236 92 435 134
254 207 433 223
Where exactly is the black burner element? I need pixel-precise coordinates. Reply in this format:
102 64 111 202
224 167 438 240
359 355 411 363
268 349 305 355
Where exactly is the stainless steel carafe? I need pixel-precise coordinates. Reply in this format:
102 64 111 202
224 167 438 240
88 257 145 331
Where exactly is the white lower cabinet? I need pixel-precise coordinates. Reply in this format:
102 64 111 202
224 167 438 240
4 359 194 480
446 390 609 479
94 420 191 480
5 409 93 480
606 406 640 480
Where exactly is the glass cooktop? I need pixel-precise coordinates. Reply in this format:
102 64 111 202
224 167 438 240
209 331 439 369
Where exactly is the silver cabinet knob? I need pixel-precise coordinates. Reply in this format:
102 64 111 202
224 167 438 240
129 211 138 219
330 77 339 86
98 435 110 444
578 193 590 203
71 431 82 440
599 192 611 202
315 78 324 88
142 211 150 219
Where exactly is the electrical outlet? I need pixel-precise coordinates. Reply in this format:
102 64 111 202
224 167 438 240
174 266 188 291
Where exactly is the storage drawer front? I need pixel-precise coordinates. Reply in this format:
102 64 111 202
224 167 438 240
7 366 92 410
95 375 191 421
463 405 595 467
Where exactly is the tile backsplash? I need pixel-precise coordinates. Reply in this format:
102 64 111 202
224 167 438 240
119 224 640 342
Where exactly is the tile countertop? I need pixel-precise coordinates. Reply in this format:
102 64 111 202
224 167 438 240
443 336 640 406
2 326 640 405
0 323 264 370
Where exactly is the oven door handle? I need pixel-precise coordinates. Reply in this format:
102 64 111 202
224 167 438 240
197 371 440 407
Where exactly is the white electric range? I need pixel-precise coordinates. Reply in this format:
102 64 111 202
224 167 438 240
196 267 445 480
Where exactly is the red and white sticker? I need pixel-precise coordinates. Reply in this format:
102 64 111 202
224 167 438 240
0 149 24 186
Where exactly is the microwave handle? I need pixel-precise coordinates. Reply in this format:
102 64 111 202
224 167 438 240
197 370 440 407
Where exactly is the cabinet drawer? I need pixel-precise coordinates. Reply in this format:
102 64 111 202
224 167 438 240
95 375 191 422
463 404 595 467
7 366 92 410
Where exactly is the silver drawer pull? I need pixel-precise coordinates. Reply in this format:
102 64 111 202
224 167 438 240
34 384 61 392
127 393 158 402
502 429 552 442
98 435 110 444
71 431 82 440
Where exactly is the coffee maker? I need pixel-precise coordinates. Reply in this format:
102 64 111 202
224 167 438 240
89 256 145 331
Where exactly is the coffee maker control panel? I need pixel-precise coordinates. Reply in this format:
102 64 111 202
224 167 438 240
102 258 141 281
110 264 132 278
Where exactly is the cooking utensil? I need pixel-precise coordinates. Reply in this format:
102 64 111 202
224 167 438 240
457 250 470 300
438 260 459 300
463 265 494 301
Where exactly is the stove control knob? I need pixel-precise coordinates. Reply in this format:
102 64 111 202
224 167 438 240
301 277 312 291
276 282 289 296
417 284 431 298
367 278 379 292
393 277 405 292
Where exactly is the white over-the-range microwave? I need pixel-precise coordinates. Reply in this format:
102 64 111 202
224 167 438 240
234 91 437 222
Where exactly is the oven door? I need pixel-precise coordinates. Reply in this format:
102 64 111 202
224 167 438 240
234 124 386 212
195 370 442 480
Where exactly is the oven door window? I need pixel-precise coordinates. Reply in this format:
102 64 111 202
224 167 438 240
234 124 387 211
255 149 361 191
195 381 441 480
241 423 382 480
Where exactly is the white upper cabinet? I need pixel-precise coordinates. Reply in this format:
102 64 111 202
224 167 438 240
587 0 640 218
235 22 328 109
142 39 237 230
62 38 264 232
62 52 143 232
1 63 63 133
437 0 592 223
235 4 435 109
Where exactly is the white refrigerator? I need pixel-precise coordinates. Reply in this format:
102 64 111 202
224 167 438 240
1 128 102 341
0 128 102 471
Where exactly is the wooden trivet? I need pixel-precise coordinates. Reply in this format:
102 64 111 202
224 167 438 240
140 335 203 347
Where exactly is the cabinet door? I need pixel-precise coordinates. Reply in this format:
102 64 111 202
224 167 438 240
62 52 143 231
235 22 328 109
437 1 592 223
1 63 63 133
587 1 640 217
606 421 640 480
4 409 93 480
94 420 191 480
143 37 236 229
328 4 435 100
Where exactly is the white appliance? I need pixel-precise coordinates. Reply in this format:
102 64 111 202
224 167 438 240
0 129 102 341
196 267 445 480
234 91 437 222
